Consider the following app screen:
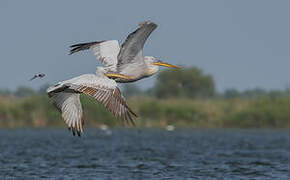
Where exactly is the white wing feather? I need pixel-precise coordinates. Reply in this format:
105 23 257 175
91 40 120 66
50 92 83 136
70 40 120 67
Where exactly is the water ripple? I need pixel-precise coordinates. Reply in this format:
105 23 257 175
0 129 290 179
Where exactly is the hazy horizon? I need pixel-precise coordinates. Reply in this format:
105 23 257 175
1 0 290 92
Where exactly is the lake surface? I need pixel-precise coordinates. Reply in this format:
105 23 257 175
0 128 290 179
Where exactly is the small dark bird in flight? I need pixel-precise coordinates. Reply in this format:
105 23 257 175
30 73 45 81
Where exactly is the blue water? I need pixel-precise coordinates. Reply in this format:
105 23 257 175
0 128 290 179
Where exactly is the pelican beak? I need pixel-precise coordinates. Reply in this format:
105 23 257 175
152 61 181 68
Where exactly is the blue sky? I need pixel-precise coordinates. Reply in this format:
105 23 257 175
1 0 290 92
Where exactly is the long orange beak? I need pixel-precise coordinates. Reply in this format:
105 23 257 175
152 61 181 68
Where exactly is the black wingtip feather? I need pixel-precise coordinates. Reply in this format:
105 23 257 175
69 41 105 55
68 127 82 137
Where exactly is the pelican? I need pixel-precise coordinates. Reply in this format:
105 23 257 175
69 21 180 83
46 70 137 136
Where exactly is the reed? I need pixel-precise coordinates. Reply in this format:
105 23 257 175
1 95 290 128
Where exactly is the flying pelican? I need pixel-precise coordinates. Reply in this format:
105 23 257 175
69 21 180 83
46 71 137 136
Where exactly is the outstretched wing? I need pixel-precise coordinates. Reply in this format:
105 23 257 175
65 74 137 124
29 75 38 81
48 91 83 136
70 40 120 67
117 21 157 67
47 73 137 135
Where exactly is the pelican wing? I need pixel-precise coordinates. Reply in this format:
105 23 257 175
48 91 83 136
70 40 120 66
66 74 137 124
47 74 136 135
117 21 157 67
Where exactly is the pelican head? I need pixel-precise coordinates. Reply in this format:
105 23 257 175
144 56 180 76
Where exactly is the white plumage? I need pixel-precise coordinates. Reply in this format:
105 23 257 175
48 21 179 136
91 40 120 67
47 73 136 136
70 21 180 83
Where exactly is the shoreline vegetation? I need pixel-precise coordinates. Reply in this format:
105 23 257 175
1 67 290 129
1 95 290 129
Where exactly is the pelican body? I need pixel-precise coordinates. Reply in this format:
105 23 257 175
69 21 180 83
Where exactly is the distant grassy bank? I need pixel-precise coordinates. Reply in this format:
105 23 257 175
1 95 290 129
